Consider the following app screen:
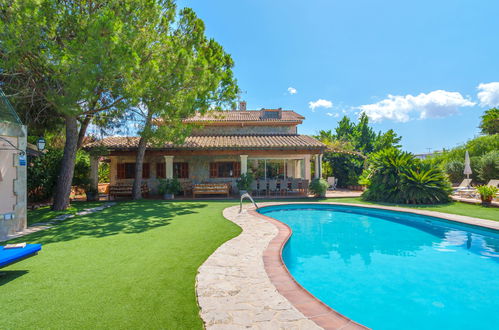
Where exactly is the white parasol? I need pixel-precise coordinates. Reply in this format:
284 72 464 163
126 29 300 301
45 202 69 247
463 150 472 179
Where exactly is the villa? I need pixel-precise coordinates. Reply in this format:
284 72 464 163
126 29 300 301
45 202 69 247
85 104 326 196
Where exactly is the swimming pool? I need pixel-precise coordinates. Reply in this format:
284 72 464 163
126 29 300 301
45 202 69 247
258 204 499 330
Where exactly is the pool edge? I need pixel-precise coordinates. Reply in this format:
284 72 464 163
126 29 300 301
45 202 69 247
250 208 368 330
252 201 498 330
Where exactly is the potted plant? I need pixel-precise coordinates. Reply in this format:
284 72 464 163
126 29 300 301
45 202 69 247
309 178 328 198
475 185 498 206
236 173 253 195
158 178 181 199
84 185 99 202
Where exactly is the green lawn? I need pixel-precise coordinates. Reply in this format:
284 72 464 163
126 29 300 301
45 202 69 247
27 201 105 225
1 200 241 329
318 197 499 221
1 198 497 329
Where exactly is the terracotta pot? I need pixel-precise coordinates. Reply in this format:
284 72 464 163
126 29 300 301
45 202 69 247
481 195 493 206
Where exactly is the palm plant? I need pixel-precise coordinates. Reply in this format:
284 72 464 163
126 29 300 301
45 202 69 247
400 163 452 204
362 148 452 204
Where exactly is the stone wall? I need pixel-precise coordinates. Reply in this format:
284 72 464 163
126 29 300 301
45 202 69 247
108 153 311 195
192 125 296 135
0 123 27 241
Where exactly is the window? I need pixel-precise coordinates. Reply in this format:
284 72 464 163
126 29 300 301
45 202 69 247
142 163 150 179
209 162 240 178
117 163 150 179
156 163 165 179
174 162 189 179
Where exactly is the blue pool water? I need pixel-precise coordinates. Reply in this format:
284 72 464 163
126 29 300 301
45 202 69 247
258 204 499 330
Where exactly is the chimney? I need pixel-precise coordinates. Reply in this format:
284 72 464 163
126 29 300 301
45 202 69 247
239 101 247 111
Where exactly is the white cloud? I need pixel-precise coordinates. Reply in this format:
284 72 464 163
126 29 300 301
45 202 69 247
287 87 297 95
309 99 333 111
326 112 339 118
477 82 499 107
359 90 475 122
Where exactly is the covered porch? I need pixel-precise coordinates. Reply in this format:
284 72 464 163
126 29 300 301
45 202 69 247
88 151 324 198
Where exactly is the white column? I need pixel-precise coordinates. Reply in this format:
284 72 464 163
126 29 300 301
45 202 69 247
90 155 99 190
110 157 117 184
314 154 320 179
295 159 301 178
304 155 311 181
164 156 174 179
319 154 323 179
240 155 248 175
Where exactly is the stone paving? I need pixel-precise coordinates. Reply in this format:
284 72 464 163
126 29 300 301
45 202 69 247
196 201 499 329
196 205 321 329
2 202 116 242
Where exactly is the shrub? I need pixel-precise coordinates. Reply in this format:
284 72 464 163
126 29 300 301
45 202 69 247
98 162 110 183
27 148 63 202
362 148 452 204
157 178 181 195
72 151 91 188
323 153 364 187
236 172 254 192
400 163 453 204
477 150 499 183
444 160 464 184
28 149 92 203
309 178 328 197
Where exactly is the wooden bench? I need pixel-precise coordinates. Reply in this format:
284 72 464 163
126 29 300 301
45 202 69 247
193 183 230 198
109 183 149 198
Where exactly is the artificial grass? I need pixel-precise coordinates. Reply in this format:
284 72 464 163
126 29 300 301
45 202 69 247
318 197 499 221
1 200 241 329
1 197 496 329
27 201 105 225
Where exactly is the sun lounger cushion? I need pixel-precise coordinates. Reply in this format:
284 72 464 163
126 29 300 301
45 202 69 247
0 244 41 268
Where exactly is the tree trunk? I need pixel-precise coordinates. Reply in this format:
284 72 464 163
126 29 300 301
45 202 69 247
76 115 92 149
132 111 153 200
132 135 148 200
52 115 79 210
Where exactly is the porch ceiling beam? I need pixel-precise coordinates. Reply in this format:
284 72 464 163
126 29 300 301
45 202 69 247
109 149 323 157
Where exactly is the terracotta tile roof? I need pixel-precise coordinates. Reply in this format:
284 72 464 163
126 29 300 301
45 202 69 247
84 135 325 151
183 110 304 123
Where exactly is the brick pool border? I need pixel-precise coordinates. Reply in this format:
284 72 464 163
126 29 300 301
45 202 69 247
250 201 499 329
197 202 497 329
250 209 367 329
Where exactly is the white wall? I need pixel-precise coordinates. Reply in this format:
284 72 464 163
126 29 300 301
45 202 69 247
0 136 18 214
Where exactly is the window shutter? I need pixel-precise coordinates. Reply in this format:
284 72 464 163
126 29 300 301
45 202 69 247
209 162 217 178
156 163 165 178
117 163 125 179
234 162 241 177
142 163 150 179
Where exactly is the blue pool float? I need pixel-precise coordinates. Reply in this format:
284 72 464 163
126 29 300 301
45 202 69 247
0 244 42 268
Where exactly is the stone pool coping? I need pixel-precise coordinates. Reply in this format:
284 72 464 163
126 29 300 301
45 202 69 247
197 201 498 329
254 202 499 328
251 207 367 330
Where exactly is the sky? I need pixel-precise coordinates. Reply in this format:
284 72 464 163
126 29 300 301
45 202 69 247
176 0 499 153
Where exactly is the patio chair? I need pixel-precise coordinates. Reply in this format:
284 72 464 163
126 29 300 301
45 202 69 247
289 179 300 195
486 179 499 188
279 179 289 196
180 181 193 197
299 179 309 195
0 244 42 271
250 180 258 196
452 178 476 199
258 180 267 196
268 180 277 196
327 177 338 190
453 178 472 192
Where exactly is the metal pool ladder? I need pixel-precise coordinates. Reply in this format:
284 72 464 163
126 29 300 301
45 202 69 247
239 192 259 213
